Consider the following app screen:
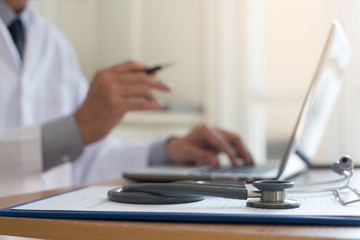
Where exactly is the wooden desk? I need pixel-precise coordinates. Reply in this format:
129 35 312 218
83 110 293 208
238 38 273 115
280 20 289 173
1 170 360 240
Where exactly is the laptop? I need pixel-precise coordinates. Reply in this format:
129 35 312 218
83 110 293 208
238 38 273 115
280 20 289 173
124 20 352 182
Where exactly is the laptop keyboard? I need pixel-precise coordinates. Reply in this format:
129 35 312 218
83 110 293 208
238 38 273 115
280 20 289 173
193 165 274 174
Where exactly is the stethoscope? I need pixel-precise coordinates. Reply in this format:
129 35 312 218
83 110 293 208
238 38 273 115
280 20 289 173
108 156 359 209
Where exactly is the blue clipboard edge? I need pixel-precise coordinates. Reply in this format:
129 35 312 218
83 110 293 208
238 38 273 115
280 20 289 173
0 187 359 226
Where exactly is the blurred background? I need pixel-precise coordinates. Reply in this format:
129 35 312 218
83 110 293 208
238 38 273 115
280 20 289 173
30 0 360 166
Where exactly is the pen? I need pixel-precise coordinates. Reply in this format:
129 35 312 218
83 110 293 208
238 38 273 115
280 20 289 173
143 62 174 74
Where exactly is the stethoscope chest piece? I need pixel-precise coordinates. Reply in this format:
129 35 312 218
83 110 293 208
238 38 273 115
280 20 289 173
246 180 300 209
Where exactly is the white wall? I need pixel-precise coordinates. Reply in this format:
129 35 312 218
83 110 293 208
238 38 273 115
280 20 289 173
31 0 204 110
261 0 360 164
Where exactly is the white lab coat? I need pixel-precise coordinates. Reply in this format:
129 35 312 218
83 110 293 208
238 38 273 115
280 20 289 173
0 9 152 197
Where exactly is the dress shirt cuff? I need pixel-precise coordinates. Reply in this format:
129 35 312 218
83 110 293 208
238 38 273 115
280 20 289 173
149 137 175 166
42 115 85 171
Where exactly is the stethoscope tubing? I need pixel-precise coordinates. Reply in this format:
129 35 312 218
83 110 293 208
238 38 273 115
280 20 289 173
122 183 249 200
290 175 351 193
293 175 348 187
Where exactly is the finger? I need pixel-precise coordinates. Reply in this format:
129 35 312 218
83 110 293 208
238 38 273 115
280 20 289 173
199 125 238 165
120 85 158 101
98 81 165 109
93 71 171 92
110 60 147 73
114 72 172 92
218 129 254 165
122 99 164 111
219 129 254 165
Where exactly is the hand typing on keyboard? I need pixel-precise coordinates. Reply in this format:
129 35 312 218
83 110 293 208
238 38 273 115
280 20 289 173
165 124 254 167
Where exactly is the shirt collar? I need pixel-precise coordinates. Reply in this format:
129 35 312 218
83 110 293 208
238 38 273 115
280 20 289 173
0 0 30 28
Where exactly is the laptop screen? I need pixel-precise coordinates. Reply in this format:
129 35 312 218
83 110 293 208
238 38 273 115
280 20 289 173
277 21 352 180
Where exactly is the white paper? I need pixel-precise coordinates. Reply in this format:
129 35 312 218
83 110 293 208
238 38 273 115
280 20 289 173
12 186 360 217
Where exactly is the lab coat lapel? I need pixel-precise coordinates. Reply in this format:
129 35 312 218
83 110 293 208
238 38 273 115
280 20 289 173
22 11 45 80
0 18 21 70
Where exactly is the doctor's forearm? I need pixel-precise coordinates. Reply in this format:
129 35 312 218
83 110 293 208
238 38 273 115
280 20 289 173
41 115 84 171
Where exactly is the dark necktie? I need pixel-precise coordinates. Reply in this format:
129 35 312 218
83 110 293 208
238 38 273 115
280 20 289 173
8 18 25 60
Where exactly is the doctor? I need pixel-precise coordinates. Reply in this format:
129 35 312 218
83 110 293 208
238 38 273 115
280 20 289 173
0 0 253 197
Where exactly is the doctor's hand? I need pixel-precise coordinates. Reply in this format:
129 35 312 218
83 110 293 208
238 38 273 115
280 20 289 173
166 124 254 167
75 60 171 145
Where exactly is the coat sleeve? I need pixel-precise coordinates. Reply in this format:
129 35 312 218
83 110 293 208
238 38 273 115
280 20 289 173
72 136 153 185
0 125 43 196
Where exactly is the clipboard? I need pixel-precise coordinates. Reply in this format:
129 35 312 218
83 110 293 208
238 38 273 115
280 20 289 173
0 186 360 226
